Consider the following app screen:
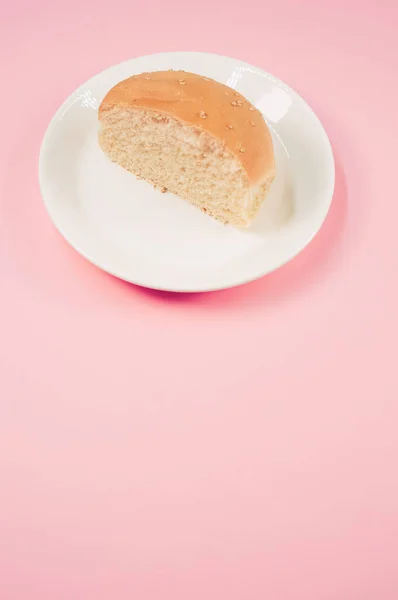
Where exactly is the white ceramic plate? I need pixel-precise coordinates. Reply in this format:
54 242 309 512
39 52 335 292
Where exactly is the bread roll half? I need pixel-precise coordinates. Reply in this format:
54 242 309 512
98 70 275 227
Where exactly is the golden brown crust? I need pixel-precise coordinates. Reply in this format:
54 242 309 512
99 71 275 184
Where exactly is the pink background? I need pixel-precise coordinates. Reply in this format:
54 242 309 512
1 0 398 598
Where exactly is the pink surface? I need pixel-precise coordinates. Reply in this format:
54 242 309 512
1 1 398 598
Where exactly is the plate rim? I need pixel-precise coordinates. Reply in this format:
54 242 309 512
39 50 335 293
